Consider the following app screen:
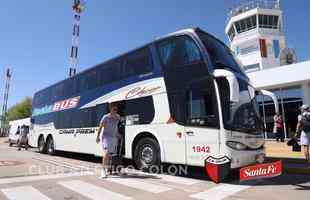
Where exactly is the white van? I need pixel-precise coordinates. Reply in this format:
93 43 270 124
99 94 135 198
8 118 30 146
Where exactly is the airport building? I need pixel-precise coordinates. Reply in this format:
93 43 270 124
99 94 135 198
225 0 310 138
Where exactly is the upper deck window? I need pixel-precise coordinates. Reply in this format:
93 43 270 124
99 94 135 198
196 30 245 76
99 61 121 85
157 35 202 68
123 47 153 78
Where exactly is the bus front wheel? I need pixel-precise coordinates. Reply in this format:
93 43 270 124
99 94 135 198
134 137 161 172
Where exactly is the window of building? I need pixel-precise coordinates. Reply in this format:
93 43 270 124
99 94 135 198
228 26 236 41
243 63 260 72
259 15 279 29
234 15 257 33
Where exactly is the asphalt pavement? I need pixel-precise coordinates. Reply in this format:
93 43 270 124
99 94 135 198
0 137 309 200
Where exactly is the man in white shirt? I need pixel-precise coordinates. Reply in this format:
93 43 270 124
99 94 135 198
96 103 121 178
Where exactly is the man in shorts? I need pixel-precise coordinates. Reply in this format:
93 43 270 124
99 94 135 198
96 103 121 178
298 105 310 164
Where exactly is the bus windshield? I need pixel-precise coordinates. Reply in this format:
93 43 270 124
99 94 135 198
196 30 263 134
232 79 262 134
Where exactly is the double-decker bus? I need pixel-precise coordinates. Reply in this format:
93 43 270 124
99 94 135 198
29 28 278 179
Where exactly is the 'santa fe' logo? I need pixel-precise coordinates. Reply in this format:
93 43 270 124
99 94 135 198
53 96 80 112
125 86 161 99
240 161 282 181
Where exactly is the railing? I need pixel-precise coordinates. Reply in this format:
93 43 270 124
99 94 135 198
227 0 280 19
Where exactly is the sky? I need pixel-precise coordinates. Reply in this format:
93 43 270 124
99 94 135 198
0 0 309 108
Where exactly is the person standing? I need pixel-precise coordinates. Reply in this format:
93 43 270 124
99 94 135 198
18 125 29 151
96 103 121 178
299 105 310 164
274 112 284 142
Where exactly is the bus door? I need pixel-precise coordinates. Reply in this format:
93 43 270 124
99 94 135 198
116 101 126 155
184 79 220 166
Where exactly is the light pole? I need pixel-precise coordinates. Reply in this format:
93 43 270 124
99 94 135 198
1 68 12 136
69 0 86 77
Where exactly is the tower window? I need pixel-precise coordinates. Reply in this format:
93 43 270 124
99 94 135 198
234 15 257 34
228 26 236 41
259 15 279 29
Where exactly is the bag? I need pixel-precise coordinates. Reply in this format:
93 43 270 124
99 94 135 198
301 113 310 132
287 138 297 146
292 142 301 152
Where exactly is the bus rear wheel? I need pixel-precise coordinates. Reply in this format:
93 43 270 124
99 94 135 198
46 137 55 155
134 137 161 172
38 136 47 154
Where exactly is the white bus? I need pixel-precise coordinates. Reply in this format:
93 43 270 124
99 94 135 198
29 28 277 178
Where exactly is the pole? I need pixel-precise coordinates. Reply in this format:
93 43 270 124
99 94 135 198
1 68 12 136
69 0 85 77
279 88 287 139
262 95 267 139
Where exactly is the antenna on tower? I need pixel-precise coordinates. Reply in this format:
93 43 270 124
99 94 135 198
69 0 86 77
1 68 12 136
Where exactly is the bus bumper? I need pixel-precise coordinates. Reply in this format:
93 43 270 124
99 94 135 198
229 148 266 169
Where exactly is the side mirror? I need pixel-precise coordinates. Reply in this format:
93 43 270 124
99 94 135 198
213 69 239 102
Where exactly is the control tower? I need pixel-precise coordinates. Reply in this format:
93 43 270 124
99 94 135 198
225 0 287 72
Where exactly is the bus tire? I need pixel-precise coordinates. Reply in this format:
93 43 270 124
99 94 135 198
46 136 55 155
134 137 161 172
38 136 47 154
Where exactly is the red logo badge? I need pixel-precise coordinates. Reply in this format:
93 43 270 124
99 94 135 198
240 160 282 181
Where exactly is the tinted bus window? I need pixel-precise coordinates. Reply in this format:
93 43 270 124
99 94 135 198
85 69 98 90
98 61 121 86
125 96 155 125
157 36 202 68
123 47 153 78
186 78 218 127
196 31 244 75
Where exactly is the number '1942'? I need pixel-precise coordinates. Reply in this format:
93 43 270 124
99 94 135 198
192 145 210 153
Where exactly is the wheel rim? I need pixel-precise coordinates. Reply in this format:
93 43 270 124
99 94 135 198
39 138 44 151
141 145 153 164
48 140 54 153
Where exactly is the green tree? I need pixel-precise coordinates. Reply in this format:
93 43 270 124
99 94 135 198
7 97 32 121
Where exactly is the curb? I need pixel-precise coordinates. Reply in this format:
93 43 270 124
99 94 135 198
266 157 310 175
284 167 310 174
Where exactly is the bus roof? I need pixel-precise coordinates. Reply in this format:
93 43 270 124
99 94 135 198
33 27 206 97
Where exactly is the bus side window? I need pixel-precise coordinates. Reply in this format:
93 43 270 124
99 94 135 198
125 96 155 125
186 79 218 128
123 47 153 78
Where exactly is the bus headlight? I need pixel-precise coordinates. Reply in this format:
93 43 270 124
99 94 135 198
226 141 247 150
